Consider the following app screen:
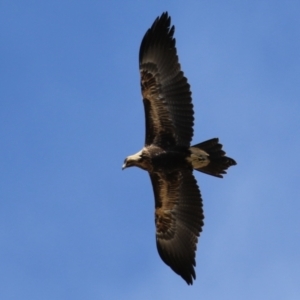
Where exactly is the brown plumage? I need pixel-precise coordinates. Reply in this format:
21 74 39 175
123 12 236 285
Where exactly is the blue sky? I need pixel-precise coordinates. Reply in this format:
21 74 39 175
1 1 300 299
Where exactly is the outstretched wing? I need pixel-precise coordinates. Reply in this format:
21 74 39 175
149 170 204 285
140 12 194 148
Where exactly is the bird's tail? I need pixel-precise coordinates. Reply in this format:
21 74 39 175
190 138 236 178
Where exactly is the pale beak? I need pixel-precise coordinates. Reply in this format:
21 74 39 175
122 163 126 170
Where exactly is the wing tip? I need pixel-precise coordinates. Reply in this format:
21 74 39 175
156 238 197 285
139 11 175 63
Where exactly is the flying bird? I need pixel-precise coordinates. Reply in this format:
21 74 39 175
122 12 236 285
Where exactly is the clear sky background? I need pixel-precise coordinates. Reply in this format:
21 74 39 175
1 1 299 299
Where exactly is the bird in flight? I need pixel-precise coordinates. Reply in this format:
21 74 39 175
123 12 236 285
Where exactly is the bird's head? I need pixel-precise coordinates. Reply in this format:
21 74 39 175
122 149 150 171
122 150 143 170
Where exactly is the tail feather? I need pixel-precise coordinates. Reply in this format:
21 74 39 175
191 138 236 178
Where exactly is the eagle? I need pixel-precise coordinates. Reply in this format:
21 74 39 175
122 12 236 285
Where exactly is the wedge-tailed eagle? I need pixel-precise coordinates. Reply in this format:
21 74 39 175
122 12 236 285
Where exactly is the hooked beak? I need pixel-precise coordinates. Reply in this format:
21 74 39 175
122 161 127 170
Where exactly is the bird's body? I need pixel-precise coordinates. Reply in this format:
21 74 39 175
123 12 236 285
124 145 191 172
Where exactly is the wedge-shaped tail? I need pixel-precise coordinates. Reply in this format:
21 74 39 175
190 138 236 178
